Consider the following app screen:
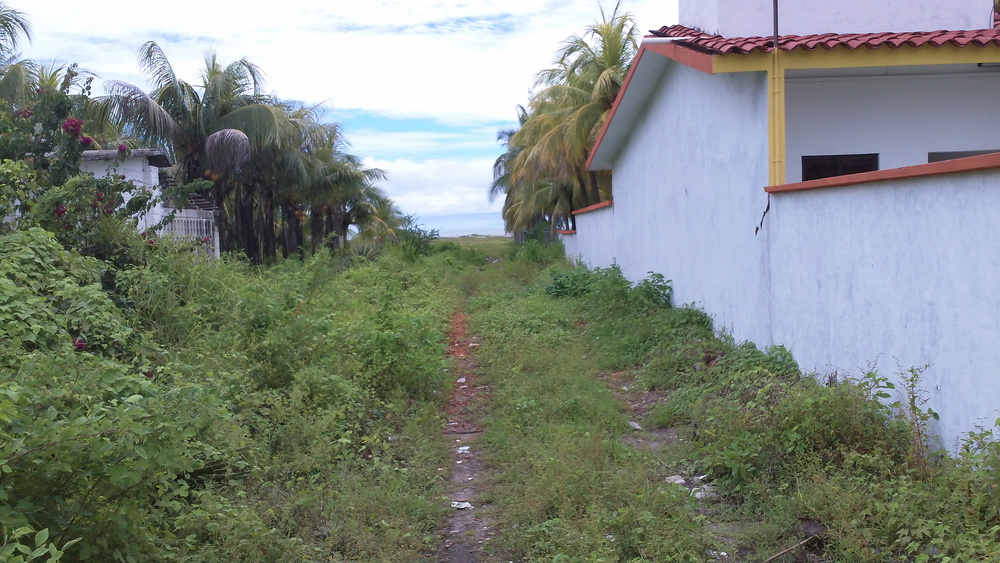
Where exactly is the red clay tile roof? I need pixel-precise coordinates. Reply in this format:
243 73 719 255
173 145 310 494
652 24 1000 55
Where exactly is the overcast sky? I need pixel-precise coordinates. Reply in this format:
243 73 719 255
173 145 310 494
15 0 679 233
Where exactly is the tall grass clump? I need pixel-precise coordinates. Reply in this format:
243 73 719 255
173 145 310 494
468 262 711 561
1 221 464 561
538 264 1000 561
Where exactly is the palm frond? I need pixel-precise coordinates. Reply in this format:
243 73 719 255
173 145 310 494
204 129 251 175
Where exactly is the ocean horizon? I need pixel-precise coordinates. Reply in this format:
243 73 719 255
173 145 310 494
418 212 508 238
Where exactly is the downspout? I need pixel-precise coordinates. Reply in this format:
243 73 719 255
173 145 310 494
768 0 787 186
763 0 783 348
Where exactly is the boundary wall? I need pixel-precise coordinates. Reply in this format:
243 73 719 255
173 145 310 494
562 153 1000 447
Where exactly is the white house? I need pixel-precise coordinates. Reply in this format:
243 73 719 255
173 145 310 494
563 0 1000 447
81 149 220 256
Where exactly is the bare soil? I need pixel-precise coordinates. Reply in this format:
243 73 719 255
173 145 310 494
431 313 498 563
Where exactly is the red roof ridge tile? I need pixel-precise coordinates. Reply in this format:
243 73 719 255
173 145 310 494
650 24 1000 55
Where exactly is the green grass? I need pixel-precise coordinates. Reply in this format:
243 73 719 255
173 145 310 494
462 258 1000 562
437 235 511 258
467 268 711 562
10 229 1000 562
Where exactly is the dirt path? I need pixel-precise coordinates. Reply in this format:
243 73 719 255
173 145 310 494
431 312 497 562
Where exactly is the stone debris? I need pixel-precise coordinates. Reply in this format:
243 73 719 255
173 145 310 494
456 446 471 454
456 377 467 383
451 501 473 510
628 421 643 431
693 486 720 501
665 475 686 486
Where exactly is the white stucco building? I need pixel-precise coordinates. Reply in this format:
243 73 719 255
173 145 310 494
81 149 219 256
563 0 1000 447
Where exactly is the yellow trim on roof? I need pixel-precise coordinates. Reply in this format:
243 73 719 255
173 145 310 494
716 41 1000 184
712 43 1000 73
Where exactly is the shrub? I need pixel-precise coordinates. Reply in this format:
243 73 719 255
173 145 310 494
28 174 155 267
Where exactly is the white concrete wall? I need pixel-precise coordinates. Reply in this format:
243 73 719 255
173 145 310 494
680 0 992 37
785 71 1000 183
769 169 1000 446
606 62 773 346
571 54 1000 448
81 157 157 189
561 206 617 269
80 156 163 230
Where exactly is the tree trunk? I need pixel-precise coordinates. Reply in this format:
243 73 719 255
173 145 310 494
588 170 604 203
258 182 276 264
212 180 233 253
310 206 325 254
280 205 292 258
325 208 340 251
235 183 259 263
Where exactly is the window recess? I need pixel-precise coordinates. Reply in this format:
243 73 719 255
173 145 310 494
802 153 879 181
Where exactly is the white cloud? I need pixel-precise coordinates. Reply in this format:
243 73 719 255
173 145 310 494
366 157 502 217
13 0 678 230
17 0 678 123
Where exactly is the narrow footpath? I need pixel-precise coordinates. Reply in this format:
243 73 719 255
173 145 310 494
433 312 497 563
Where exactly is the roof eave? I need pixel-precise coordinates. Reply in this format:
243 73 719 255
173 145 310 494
588 39 716 171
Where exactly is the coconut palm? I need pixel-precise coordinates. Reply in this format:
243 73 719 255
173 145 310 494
0 5 33 103
98 41 299 256
0 57 35 103
0 3 29 58
497 2 637 233
307 141 391 252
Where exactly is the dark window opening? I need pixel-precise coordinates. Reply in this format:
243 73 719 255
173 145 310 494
928 150 1000 163
802 153 879 181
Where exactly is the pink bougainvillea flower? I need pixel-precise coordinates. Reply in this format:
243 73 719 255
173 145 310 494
78 136 93 146
117 144 127 152
62 118 83 135
95 192 104 201
63 223 73 230
55 204 67 217
119 175 126 180
72 338 86 351
145 371 154 379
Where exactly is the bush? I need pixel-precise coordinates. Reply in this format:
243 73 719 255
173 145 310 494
28 173 155 267
507 238 558 263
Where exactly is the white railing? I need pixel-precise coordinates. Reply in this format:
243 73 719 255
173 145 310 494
161 211 220 257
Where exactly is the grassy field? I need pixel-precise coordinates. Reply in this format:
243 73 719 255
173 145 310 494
452 240 1000 562
5 232 1000 562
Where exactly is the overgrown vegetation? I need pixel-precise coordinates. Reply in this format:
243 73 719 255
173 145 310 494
7 192 1000 561
0 213 502 560
467 257 1000 562
0 4 407 266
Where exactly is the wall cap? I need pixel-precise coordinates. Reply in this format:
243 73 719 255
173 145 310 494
767 152 1000 194
572 200 614 215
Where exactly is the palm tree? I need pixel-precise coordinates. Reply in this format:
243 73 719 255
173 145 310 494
0 3 29 59
98 42 297 257
306 140 390 252
0 5 33 104
497 2 637 233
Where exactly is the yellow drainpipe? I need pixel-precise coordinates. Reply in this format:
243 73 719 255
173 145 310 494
768 43 787 186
